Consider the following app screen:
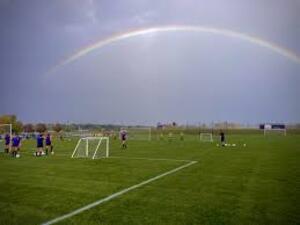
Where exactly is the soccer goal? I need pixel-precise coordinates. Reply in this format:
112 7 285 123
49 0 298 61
199 133 213 142
263 124 287 136
264 129 287 136
0 124 12 153
71 137 109 159
125 127 152 141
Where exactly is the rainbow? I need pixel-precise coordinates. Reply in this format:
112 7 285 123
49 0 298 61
48 25 300 74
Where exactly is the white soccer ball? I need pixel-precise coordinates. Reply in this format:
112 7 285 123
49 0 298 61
42 152 45 156
232 144 236 147
243 144 247 147
16 154 20 158
51 151 54 155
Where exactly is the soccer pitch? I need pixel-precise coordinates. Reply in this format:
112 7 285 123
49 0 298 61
0 134 299 225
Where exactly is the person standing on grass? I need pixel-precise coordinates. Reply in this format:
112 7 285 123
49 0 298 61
119 128 127 149
11 133 22 157
45 132 54 155
220 130 226 147
36 133 44 156
4 133 10 153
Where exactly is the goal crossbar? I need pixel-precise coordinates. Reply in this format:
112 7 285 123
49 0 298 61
199 132 213 142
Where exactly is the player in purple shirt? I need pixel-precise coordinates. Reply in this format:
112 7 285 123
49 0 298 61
4 133 10 153
11 133 22 157
45 133 54 155
119 128 127 149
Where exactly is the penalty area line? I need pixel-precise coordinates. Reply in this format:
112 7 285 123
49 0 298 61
41 160 197 225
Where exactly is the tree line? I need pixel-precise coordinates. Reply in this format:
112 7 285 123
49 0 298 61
0 114 124 134
0 115 63 134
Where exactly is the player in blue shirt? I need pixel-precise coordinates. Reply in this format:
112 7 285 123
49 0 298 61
45 133 54 155
119 129 127 149
36 133 44 156
4 133 10 153
11 133 22 157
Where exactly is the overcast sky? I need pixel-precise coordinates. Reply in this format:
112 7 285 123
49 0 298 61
0 0 299 125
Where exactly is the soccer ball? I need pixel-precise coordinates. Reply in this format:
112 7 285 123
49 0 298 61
51 151 54 155
243 144 247 147
16 154 20 158
232 144 236 147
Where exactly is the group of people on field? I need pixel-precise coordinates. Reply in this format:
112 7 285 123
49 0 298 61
3 133 22 157
3 132 54 158
2 128 128 158
2 128 225 158
35 133 54 156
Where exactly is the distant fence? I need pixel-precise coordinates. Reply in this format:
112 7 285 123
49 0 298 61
152 128 300 135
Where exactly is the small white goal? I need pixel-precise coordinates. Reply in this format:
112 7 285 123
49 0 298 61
199 133 213 142
71 137 109 159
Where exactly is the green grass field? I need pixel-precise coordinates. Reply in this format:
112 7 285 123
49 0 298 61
0 133 299 225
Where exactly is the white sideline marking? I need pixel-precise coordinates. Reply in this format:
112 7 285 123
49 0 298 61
41 160 197 225
110 156 192 162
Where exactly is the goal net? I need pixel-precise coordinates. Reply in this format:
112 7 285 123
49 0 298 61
263 123 287 136
200 133 213 142
71 137 109 159
124 127 151 141
264 129 286 136
0 124 12 153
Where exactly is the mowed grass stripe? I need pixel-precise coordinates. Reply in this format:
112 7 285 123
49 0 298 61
41 160 197 225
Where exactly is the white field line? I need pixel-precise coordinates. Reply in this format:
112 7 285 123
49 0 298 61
41 160 197 225
109 156 192 162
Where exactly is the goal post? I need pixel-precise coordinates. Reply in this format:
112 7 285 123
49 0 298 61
199 132 213 142
0 124 12 153
71 137 109 159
